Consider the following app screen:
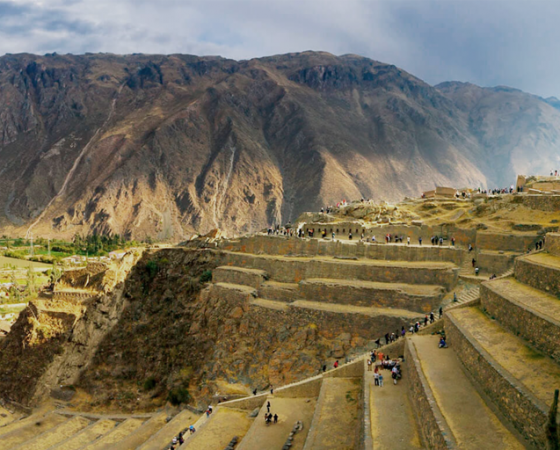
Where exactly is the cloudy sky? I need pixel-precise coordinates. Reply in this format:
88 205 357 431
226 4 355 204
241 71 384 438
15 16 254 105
0 0 558 97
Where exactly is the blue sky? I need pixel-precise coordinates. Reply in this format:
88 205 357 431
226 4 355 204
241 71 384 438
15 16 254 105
0 0 558 98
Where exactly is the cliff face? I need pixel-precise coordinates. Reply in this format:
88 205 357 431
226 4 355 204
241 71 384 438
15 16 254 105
0 51 558 239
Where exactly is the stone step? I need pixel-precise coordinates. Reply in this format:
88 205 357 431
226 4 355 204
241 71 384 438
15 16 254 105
302 377 362 450
259 280 299 301
223 251 458 289
46 419 117 450
79 418 146 450
136 409 200 450
299 278 444 313
237 397 316 450
0 413 68 449
481 277 560 362
515 252 560 297
12 416 91 450
103 412 167 450
213 266 268 289
445 306 560 448
409 335 525 449
250 298 289 311
180 406 252 450
366 358 423 449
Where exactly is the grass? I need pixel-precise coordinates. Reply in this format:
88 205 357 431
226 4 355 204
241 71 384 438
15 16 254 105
0 304 26 315
0 256 51 270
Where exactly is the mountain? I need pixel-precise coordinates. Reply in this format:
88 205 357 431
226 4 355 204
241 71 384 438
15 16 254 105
0 51 558 240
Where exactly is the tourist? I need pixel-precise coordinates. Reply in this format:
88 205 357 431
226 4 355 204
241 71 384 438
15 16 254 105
439 306 443 318
367 359 372 371
375 338 381 348
334 360 339 368
189 425 196 434
451 237 455 246
349 231 352 240
391 365 399 384
401 326 406 338
472 258 476 268
453 292 457 302
378 351 384 363
374 368 380 386
407 236 410 245
172 437 177 445
385 332 390 345
332 232 335 240
439 237 443 246
178 432 184 445
322 364 327 372
424 316 428 326
253 388 257 395
475 267 479 276
418 237 422 246
439 337 447 348
378 373 384 387
468 244 473 252
270 386 274 395
430 312 434 323
267 401 271 412
274 414 278 424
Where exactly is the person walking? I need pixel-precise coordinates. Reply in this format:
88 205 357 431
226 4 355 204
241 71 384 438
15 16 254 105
334 360 339 368
379 373 384 387
392 366 399 385
374 369 380 386
472 258 476 268
267 401 271 413
439 306 443 318
274 414 278 424
418 237 422 246
367 359 372 371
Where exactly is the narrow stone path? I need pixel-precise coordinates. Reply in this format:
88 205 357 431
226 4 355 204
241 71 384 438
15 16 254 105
303 378 361 450
367 361 423 449
412 335 524 449
237 397 315 450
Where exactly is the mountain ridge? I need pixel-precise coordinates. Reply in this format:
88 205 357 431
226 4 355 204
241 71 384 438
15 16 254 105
0 51 558 239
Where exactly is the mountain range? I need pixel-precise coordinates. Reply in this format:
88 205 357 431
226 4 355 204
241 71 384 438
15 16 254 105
0 51 559 240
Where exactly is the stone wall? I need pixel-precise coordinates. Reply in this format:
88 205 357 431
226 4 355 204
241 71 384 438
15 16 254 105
444 312 547 448
252 302 418 343
480 283 560 363
52 291 94 302
522 195 560 212
222 235 464 264
258 282 299 302
223 253 458 289
405 338 456 449
546 233 560 257
515 255 560 297
300 224 476 248
475 231 538 252
212 266 267 289
298 279 443 313
475 251 516 274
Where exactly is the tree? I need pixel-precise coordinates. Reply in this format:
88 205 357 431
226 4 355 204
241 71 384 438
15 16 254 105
26 266 37 296
10 270 20 303
547 389 560 450
50 263 62 284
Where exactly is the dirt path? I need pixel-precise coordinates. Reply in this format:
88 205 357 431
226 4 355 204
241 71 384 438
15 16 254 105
303 377 361 450
413 335 524 449
238 397 315 450
367 362 423 449
182 407 252 450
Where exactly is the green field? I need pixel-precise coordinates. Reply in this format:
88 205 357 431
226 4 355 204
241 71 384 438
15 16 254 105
0 256 51 270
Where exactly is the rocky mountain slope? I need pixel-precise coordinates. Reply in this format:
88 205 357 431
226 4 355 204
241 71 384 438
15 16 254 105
0 51 559 239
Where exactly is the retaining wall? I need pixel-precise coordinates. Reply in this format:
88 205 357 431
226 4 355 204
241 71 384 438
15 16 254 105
475 251 516 274
546 233 560 257
212 266 267 289
223 253 458 289
444 312 547 448
476 232 538 253
514 255 560 298
405 338 456 449
522 194 560 211
298 279 443 313
223 235 464 264
480 282 560 363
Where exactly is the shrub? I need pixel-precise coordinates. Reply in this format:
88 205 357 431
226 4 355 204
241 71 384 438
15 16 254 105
167 387 190 406
146 260 159 279
143 376 157 391
199 270 212 283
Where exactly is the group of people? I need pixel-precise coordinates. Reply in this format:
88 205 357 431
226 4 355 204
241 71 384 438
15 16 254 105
168 426 197 450
264 401 279 424
367 351 402 385
372 307 443 348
